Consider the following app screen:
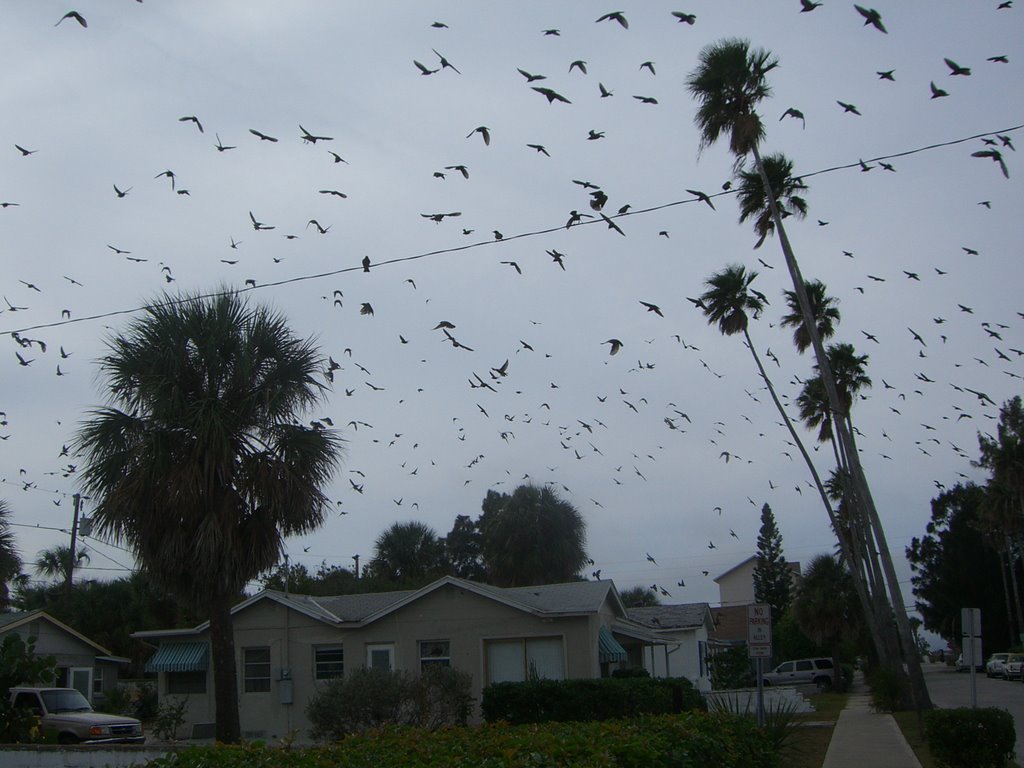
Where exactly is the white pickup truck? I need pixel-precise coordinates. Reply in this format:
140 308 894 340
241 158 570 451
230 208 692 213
9 686 145 744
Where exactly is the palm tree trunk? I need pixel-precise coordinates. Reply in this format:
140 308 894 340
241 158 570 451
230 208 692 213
209 592 242 744
739 330 890 665
750 143 932 710
999 549 1017 646
1007 536 1023 645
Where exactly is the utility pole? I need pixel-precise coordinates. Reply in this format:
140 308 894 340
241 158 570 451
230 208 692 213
352 554 360 580
66 493 82 597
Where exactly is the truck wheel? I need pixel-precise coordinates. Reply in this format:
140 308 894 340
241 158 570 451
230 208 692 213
58 733 79 745
815 676 833 692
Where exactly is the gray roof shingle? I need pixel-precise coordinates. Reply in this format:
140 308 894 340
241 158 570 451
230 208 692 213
627 603 710 630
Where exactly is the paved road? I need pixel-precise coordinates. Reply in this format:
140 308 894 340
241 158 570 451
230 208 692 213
923 661 1024 754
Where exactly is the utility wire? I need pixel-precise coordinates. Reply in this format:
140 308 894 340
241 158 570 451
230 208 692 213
4 123 1020 339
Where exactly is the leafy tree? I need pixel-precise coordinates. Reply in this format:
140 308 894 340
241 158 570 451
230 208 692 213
0 634 57 742
752 504 791 623
687 38 928 707
365 521 446 586
478 485 588 587
0 501 21 612
74 290 343 743
619 586 661 608
907 484 1010 647
444 514 486 580
794 554 861 690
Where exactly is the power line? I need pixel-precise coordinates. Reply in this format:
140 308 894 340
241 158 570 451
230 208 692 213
3 123 1020 339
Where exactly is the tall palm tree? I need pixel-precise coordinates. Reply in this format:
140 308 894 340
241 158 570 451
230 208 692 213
688 38 930 710
366 521 445 585
698 267 850 574
75 290 342 743
478 484 588 587
737 153 808 248
34 544 89 583
781 281 841 354
0 501 22 611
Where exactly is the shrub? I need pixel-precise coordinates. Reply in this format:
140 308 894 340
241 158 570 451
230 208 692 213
709 645 755 689
306 666 472 741
481 676 704 724
0 634 56 743
708 695 802 755
865 665 905 712
924 708 1015 768
153 696 190 741
147 711 778 768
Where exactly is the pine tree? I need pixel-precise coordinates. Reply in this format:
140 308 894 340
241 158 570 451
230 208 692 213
753 503 792 623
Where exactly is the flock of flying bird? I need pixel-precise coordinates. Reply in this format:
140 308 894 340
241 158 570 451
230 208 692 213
1 3 1020 595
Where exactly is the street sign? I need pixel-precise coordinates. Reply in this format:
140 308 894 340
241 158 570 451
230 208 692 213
747 604 772 658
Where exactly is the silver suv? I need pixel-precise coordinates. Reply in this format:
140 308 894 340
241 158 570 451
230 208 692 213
9 687 144 744
761 657 836 690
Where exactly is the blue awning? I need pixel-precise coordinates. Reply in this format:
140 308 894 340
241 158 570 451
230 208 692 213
599 625 628 663
145 642 208 673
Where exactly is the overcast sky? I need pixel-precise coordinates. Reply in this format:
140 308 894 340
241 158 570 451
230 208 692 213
1 2 1021 615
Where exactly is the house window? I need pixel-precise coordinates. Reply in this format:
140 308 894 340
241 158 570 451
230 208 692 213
93 666 104 696
243 648 272 693
486 637 565 683
314 646 344 680
419 640 450 671
167 671 207 694
366 643 394 671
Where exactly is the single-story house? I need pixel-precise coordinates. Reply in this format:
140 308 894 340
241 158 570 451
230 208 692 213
0 610 128 704
627 603 714 691
134 576 671 741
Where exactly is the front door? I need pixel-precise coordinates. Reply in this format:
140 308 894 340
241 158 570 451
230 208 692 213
70 667 93 701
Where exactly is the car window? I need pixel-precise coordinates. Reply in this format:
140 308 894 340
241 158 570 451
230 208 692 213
795 660 813 671
776 662 794 673
13 692 42 713
816 659 834 669
40 689 92 713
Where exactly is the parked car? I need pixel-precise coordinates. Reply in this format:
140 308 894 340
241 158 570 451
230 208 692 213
9 687 144 744
956 654 986 673
1003 654 1024 681
986 652 1011 678
761 657 836 691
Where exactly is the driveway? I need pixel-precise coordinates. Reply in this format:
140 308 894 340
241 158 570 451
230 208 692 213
923 661 1024 756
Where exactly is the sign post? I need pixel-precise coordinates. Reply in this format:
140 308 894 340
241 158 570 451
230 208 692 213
747 604 773 727
962 607 981 709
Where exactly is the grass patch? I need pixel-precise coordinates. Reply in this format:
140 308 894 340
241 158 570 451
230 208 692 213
780 691 847 768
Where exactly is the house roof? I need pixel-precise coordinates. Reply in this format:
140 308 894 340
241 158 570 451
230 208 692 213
627 603 712 631
0 610 117 658
135 576 628 641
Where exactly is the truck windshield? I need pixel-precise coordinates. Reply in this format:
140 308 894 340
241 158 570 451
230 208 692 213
40 689 92 713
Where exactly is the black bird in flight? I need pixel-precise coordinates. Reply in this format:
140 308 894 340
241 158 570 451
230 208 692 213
527 143 550 156
55 11 87 27
595 11 628 28
944 58 971 76
214 133 236 152
780 107 805 128
877 69 895 81
300 125 333 143
686 189 716 210
518 68 545 82
432 49 461 74
179 115 203 133
599 82 613 98
971 148 1009 178
670 11 696 24
533 86 571 104
929 81 949 99
328 151 348 164
414 60 438 76
569 60 588 74
15 145 37 156
837 101 861 115
800 0 822 11
113 184 131 198
854 5 887 33
466 126 490 145
249 128 278 142
604 339 623 355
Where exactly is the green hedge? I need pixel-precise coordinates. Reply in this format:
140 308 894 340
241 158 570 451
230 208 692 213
146 712 776 768
481 677 705 725
923 707 1015 768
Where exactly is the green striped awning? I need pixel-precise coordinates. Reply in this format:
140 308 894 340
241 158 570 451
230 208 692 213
599 626 628 663
145 642 209 673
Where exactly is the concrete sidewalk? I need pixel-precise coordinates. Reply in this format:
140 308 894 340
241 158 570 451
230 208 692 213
822 689 922 768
